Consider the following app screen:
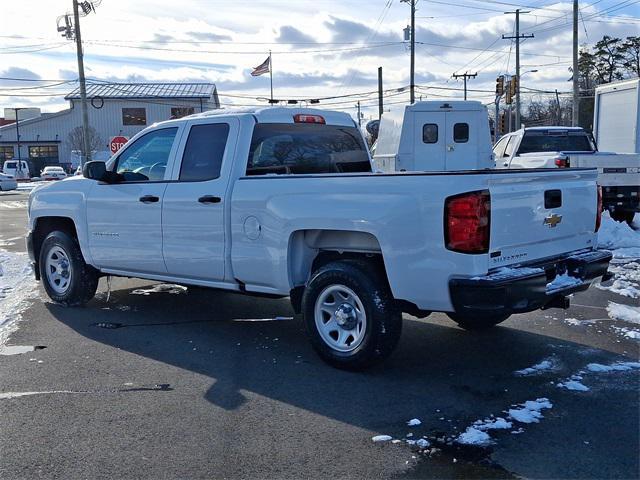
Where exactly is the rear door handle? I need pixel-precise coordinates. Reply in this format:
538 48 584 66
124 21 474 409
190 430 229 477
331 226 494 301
139 195 159 204
198 195 222 204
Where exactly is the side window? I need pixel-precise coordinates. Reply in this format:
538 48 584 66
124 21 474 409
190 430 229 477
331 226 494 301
422 124 438 144
493 136 509 157
504 136 517 157
179 123 229 182
453 123 469 143
115 127 178 182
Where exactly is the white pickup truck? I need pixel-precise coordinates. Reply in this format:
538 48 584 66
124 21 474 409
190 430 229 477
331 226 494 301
495 127 640 223
27 107 611 369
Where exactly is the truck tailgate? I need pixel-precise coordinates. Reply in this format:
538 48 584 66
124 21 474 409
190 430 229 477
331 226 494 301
488 169 598 269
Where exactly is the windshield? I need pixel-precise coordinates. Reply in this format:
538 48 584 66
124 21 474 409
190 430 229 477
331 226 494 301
518 130 596 154
247 123 371 175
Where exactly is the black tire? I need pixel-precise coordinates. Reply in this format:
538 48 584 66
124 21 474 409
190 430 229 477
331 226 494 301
39 230 99 306
610 211 635 224
447 312 510 331
302 259 402 370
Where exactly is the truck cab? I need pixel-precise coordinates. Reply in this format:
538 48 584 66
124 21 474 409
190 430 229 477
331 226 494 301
372 100 494 172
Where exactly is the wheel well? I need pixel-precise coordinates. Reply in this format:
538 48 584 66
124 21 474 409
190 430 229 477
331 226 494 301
287 229 388 313
33 216 79 266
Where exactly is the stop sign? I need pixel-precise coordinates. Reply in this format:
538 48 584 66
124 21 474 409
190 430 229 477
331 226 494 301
110 136 128 154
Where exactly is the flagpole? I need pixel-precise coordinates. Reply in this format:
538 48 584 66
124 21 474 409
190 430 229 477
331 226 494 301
269 50 273 103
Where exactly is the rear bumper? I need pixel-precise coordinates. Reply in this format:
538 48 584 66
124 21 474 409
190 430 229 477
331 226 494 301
449 249 612 318
602 185 640 213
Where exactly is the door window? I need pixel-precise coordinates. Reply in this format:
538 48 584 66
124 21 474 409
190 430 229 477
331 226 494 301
453 123 469 143
422 124 438 144
179 123 229 181
115 127 178 182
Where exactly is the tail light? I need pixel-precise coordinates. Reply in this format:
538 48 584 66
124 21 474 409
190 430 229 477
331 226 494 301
595 185 603 232
445 190 491 254
293 114 325 124
554 155 570 168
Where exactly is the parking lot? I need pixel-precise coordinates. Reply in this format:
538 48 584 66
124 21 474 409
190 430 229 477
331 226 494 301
1 189 639 479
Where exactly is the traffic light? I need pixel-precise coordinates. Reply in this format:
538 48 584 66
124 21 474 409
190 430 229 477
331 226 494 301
505 80 513 104
499 112 506 134
510 75 518 96
495 76 504 96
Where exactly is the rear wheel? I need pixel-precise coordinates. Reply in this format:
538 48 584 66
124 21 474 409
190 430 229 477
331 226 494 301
302 260 402 370
448 312 510 331
39 230 99 306
610 210 635 224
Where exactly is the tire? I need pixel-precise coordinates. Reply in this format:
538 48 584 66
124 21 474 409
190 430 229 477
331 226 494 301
39 230 99 306
610 211 635 224
302 259 402 370
447 312 510 331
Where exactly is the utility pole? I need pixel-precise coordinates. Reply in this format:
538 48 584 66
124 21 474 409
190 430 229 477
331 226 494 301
503 10 534 131
452 72 477 100
401 0 416 104
378 66 384 120
13 108 23 178
572 0 579 126
72 0 91 166
555 89 562 124
356 101 362 127
58 1 99 166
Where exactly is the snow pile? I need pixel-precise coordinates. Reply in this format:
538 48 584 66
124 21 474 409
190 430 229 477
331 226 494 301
0 201 27 210
371 435 393 443
0 249 38 346
507 398 553 424
612 326 640 340
598 212 640 259
585 361 640 373
606 302 640 325
596 262 640 299
557 375 590 392
546 273 582 293
514 357 559 376
456 427 491 446
407 418 421 426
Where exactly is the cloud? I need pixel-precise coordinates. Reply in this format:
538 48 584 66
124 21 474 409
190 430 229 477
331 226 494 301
276 26 317 45
187 31 233 42
0 67 42 87
151 33 177 44
324 16 401 45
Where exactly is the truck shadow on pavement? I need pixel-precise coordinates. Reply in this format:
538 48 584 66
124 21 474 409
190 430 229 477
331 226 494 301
45 281 640 479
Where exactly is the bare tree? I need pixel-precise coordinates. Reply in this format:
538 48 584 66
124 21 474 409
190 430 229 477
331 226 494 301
621 36 640 77
66 126 104 155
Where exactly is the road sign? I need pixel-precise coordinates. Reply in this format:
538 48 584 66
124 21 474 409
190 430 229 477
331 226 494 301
110 136 128 154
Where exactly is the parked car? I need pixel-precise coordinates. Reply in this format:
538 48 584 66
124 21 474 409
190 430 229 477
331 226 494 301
495 127 640 223
27 107 611 369
41 166 68 181
0 172 18 191
2 160 30 179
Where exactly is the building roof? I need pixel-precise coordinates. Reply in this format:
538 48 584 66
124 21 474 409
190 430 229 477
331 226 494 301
65 82 216 100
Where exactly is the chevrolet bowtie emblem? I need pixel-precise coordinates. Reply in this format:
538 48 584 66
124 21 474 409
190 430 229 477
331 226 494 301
544 213 563 228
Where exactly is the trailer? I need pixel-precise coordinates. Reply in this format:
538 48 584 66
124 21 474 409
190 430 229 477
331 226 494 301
593 78 640 154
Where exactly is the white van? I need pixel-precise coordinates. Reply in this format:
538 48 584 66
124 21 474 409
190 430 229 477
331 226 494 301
2 160 30 179
372 101 494 172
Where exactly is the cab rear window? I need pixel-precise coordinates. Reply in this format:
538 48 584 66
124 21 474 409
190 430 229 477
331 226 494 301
518 131 596 154
246 123 371 175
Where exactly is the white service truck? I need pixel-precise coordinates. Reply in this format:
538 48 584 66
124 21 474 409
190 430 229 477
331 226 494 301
372 100 494 172
27 107 611 369
495 126 640 223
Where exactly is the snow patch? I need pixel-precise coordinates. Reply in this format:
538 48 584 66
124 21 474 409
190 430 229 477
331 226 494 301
557 379 590 391
456 427 492 446
131 284 187 295
507 398 553 424
612 326 640 340
514 357 558 376
585 362 640 373
0 201 27 209
606 302 640 325
0 249 39 347
372 435 393 443
407 418 421 426
546 273 582 293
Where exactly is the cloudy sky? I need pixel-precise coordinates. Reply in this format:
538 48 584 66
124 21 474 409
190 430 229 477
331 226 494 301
1 0 639 120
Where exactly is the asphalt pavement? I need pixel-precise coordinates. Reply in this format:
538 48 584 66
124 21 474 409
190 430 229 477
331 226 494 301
1 189 639 479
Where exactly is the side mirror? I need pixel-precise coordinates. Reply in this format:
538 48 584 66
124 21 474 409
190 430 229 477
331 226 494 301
82 161 106 181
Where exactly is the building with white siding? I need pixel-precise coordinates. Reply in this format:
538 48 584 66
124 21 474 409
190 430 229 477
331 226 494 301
0 82 219 176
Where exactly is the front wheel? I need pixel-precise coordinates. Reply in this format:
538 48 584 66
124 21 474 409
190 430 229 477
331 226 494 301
447 312 510 331
302 260 402 370
39 230 99 306
610 211 635 224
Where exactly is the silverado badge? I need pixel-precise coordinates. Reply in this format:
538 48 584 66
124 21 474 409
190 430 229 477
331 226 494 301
543 213 563 228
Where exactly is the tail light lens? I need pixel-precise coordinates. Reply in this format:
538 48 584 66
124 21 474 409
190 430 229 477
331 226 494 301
445 190 491 254
554 155 570 168
595 185 603 232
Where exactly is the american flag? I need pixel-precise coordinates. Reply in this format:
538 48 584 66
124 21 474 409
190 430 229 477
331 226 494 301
251 56 271 77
